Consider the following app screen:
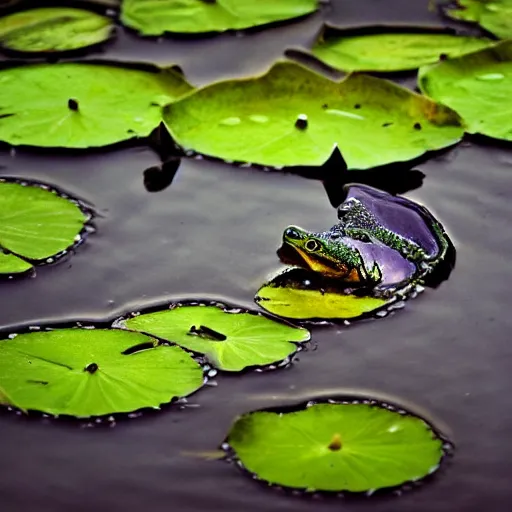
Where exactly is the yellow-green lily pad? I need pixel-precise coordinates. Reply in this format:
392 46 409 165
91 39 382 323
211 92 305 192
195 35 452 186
445 0 512 39
255 269 393 321
121 0 318 36
0 62 192 148
163 61 464 170
311 25 491 72
419 40 512 141
0 7 114 53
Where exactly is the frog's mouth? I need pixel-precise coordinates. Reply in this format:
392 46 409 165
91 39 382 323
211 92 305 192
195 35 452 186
277 241 362 281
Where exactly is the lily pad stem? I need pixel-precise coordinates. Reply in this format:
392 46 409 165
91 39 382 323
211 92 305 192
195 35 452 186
68 98 79 111
328 433 342 451
84 362 99 374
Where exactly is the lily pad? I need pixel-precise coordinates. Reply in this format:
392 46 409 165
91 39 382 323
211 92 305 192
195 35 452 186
163 61 464 170
224 401 447 493
419 40 512 141
0 62 192 148
121 0 318 36
0 8 114 53
445 0 512 39
310 26 491 72
0 328 205 417
0 180 89 275
119 304 309 372
0 252 33 275
255 269 394 321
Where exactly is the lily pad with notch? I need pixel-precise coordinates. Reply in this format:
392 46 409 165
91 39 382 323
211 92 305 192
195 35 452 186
309 25 492 72
419 40 512 141
120 0 319 36
444 0 512 39
0 7 114 54
163 61 464 170
0 61 192 148
223 400 450 493
0 328 205 417
255 268 397 321
0 179 90 277
118 303 310 372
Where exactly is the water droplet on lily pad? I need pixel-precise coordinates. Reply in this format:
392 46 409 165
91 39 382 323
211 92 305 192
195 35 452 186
220 116 241 126
476 73 504 81
248 115 269 123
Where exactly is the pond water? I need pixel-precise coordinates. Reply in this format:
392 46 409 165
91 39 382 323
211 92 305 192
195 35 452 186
1 1 512 511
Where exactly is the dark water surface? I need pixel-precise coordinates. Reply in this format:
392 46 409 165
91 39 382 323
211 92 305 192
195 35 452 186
1 1 512 511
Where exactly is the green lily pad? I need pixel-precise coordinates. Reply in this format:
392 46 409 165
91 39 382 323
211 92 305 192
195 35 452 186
163 61 464 170
121 0 318 36
446 0 512 39
0 180 89 275
310 26 491 72
0 62 192 148
255 269 394 321
419 40 512 141
119 304 310 372
0 328 205 417
0 8 114 53
224 401 447 493
0 252 33 275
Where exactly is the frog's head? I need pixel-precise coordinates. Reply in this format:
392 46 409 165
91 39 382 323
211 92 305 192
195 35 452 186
277 225 367 282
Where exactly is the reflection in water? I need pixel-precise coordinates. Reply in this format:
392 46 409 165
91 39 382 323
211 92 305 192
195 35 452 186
143 157 181 193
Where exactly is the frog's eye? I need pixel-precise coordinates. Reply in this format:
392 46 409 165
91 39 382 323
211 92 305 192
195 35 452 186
304 239 320 252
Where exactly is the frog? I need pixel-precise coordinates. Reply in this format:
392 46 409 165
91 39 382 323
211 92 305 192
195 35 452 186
277 184 452 293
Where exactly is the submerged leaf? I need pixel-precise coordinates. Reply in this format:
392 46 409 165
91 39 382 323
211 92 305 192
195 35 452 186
419 40 512 141
446 0 512 39
255 268 393 320
163 61 464 169
0 7 114 53
121 0 318 36
311 26 491 72
0 62 192 148
0 329 205 417
225 402 446 493
0 180 89 274
121 304 309 372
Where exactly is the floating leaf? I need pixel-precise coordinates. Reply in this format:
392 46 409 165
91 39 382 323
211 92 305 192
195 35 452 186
225 402 447 493
0 180 89 275
0 251 33 275
120 304 309 372
0 62 192 148
0 329 205 417
0 8 114 53
163 61 464 170
255 269 393 321
121 0 318 36
310 26 491 72
419 40 512 141
446 0 512 39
